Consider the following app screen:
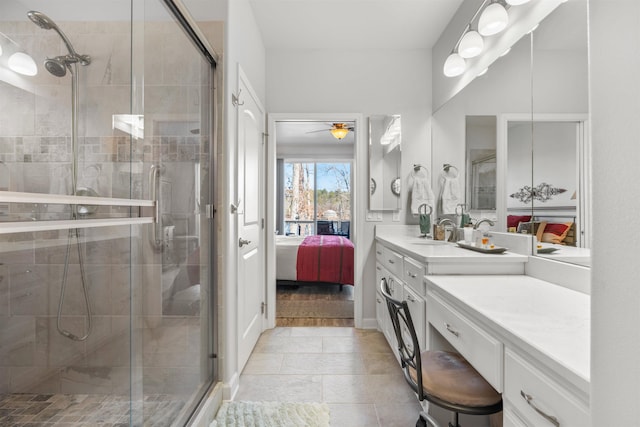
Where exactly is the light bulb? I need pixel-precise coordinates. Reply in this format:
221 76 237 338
458 31 484 59
478 2 509 36
443 53 466 77
8 51 38 76
506 0 531 5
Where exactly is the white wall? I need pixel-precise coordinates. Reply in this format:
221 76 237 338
221 0 266 399
590 0 640 424
266 48 432 322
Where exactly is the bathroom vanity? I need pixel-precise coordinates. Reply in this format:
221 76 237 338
375 225 590 426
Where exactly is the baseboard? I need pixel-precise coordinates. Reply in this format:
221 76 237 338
224 372 239 401
359 317 378 330
188 382 224 427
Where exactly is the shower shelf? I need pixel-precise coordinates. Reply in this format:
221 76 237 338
0 191 157 234
0 217 154 234
0 190 154 207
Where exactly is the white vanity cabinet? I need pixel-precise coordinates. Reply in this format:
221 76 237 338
425 275 590 427
504 349 589 427
375 242 427 352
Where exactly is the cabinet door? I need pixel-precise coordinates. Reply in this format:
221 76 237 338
375 263 392 344
387 274 404 301
403 284 426 351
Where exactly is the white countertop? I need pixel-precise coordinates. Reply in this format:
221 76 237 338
426 275 590 393
375 225 528 264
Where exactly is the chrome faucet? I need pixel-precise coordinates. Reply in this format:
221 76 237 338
473 218 495 230
437 218 458 242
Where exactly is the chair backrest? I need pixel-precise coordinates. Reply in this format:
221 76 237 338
339 221 350 238
316 220 334 235
379 277 425 401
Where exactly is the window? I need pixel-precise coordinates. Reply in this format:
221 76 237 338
283 161 351 237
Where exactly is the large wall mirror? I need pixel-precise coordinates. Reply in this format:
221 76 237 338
369 115 401 211
432 0 590 267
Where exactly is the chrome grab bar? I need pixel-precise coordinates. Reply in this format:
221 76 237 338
149 164 163 250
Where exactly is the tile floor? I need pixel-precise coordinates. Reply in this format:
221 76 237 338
0 393 185 426
235 327 423 427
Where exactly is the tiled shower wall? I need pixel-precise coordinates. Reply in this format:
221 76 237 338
0 17 222 400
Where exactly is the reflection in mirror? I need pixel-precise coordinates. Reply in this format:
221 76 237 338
433 0 590 267
466 116 496 211
369 115 401 211
530 0 590 266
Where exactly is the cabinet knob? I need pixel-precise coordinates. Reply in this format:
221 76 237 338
407 294 416 303
388 259 395 264
520 391 560 427
407 271 417 278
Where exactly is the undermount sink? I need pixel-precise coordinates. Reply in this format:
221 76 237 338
409 239 449 246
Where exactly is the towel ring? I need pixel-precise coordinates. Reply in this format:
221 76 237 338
418 204 432 215
443 163 458 173
413 164 429 173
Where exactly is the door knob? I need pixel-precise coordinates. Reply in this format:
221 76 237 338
239 238 251 247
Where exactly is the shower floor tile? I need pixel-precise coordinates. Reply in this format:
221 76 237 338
0 393 186 426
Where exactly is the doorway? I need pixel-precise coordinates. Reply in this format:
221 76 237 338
265 114 365 329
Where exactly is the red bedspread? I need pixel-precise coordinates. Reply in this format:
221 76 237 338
296 235 354 285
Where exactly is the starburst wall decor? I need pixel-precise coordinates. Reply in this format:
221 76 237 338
510 182 566 204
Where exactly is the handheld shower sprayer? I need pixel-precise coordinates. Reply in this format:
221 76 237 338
27 11 91 77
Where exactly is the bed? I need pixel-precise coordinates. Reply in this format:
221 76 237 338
276 234 354 286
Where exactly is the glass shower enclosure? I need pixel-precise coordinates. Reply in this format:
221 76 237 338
0 1 218 425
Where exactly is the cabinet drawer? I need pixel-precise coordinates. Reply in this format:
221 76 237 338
428 292 503 392
375 242 385 262
505 349 589 427
381 246 403 277
403 256 426 296
503 407 528 427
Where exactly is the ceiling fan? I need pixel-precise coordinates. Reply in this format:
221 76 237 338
306 122 354 140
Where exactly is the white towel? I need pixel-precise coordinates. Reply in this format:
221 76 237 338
439 172 461 214
410 169 435 215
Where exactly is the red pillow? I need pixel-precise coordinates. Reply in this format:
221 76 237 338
540 222 572 244
507 215 532 228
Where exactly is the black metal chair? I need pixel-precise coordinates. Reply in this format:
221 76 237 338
337 220 350 239
316 220 334 235
380 278 502 427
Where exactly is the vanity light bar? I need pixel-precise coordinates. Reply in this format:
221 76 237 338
444 0 531 78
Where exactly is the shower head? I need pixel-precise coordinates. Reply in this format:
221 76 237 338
26 10 91 66
27 10 57 30
44 57 68 77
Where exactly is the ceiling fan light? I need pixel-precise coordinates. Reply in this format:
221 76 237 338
8 51 38 76
443 53 466 77
478 2 509 36
458 30 484 58
506 0 530 5
330 127 349 140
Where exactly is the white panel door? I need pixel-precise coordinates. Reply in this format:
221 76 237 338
237 67 266 372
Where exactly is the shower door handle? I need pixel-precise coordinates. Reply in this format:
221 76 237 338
149 165 163 250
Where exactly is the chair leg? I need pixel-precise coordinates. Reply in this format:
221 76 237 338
417 411 441 427
448 412 460 427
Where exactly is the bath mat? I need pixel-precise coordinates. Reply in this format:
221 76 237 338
277 299 353 318
210 401 330 427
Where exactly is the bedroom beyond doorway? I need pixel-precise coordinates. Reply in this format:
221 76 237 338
276 283 354 326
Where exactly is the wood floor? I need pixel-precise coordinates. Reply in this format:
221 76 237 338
276 282 354 327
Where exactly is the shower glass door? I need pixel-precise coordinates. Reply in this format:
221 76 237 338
0 1 217 425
